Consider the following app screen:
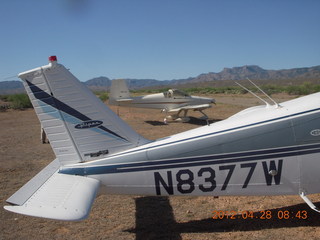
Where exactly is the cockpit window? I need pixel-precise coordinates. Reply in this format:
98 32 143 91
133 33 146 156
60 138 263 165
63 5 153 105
163 89 190 98
173 89 189 97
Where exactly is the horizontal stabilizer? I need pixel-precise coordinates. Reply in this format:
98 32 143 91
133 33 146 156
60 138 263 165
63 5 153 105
6 159 60 206
5 173 100 221
168 104 212 112
116 98 133 102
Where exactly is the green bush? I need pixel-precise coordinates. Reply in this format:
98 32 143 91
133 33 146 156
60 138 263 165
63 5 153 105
115 82 320 97
285 82 319 95
98 92 109 102
7 93 32 109
183 83 320 96
0 95 9 102
92 91 109 102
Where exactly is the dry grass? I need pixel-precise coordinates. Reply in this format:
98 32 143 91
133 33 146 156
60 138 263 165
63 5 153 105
1 93 320 240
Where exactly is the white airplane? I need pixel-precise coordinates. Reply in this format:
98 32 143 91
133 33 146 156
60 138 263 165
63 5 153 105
4 56 320 221
109 79 215 122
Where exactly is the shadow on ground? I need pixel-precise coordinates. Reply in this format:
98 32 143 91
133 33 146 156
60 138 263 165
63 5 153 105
127 196 320 240
145 117 222 126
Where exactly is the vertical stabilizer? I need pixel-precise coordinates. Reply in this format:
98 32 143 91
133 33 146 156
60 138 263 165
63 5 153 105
109 79 131 105
18 56 150 165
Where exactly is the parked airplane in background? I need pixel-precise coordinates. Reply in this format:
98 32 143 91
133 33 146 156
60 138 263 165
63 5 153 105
4 56 320 221
109 79 215 123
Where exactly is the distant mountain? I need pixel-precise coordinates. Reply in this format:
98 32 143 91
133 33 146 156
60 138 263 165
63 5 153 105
0 81 24 95
84 77 111 91
177 65 320 84
85 76 111 87
1 65 319 94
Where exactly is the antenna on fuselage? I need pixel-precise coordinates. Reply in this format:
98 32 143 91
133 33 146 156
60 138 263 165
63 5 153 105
246 78 280 108
235 79 280 108
235 82 271 107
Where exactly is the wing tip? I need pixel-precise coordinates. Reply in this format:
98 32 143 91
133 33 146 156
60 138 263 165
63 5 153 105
4 205 90 221
4 173 100 221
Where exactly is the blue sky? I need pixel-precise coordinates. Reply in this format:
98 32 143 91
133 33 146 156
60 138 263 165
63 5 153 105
0 0 319 82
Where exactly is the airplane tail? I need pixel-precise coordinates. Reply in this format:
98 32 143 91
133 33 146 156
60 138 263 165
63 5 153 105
5 159 100 221
18 57 150 165
109 79 132 105
5 56 150 221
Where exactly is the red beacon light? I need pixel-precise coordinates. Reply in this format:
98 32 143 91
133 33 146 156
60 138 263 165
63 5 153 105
48 56 57 62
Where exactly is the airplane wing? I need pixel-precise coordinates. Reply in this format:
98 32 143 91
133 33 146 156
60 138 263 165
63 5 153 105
5 160 100 221
115 98 133 102
168 104 212 113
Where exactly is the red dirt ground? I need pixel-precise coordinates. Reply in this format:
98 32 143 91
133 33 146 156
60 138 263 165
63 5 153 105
1 93 320 240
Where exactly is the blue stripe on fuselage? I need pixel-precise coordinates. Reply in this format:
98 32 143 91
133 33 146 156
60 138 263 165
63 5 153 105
60 143 320 175
99 107 320 159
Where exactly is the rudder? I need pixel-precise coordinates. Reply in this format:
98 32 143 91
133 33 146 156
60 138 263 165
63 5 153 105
19 56 150 165
109 79 131 105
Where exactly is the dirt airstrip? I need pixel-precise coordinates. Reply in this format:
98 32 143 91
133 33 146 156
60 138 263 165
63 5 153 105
1 93 320 240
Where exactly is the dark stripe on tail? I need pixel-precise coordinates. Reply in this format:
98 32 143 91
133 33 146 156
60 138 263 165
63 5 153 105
25 80 128 141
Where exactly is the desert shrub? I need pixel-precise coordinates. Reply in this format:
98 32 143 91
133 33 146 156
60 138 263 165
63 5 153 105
185 86 246 95
7 93 32 109
0 95 9 102
285 82 319 95
115 82 320 97
98 92 109 102
260 85 285 95
93 91 109 102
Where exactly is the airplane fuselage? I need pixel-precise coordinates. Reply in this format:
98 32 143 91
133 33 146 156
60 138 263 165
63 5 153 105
61 93 320 197
115 93 214 111
6 57 320 221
